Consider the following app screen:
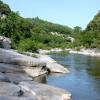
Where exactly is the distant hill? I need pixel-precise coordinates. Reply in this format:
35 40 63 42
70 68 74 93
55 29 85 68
81 11 100 48
0 0 73 52
86 11 100 31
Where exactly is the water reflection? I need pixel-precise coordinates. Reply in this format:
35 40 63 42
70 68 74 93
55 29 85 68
87 57 100 79
47 54 100 100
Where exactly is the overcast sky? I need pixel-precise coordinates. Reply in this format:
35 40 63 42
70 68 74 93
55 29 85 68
3 0 100 29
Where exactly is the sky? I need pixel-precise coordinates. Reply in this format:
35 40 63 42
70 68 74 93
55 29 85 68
3 0 100 29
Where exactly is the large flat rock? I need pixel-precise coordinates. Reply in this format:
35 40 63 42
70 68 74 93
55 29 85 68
0 48 46 67
4 73 32 83
0 63 47 78
19 81 71 100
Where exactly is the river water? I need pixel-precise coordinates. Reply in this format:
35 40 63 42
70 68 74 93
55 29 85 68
47 54 100 100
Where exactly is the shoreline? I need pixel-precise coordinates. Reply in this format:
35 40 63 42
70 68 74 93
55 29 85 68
38 48 100 57
69 49 100 57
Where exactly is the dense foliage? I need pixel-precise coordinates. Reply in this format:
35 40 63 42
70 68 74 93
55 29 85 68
1 0 100 52
81 11 100 48
0 0 11 15
0 0 74 52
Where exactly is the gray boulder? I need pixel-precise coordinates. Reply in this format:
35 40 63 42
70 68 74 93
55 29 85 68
0 36 11 49
47 62 69 73
2 37 11 49
38 54 69 73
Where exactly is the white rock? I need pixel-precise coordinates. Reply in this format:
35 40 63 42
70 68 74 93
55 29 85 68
47 62 69 73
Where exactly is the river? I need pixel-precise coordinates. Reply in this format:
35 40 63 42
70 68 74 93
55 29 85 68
33 53 100 100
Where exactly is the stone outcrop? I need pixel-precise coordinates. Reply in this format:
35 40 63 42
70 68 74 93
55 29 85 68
19 81 71 100
0 80 71 100
0 36 11 49
37 54 69 73
0 47 71 100
46 62 69 73
0 48 46 67
0 48 47 78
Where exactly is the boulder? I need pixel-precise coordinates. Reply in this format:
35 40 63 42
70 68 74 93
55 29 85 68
50 48 63 53
19 81 71 100
2 37 11 49
47 62 69 73
0 36 11 49
38 54 69 73
38 49 50 54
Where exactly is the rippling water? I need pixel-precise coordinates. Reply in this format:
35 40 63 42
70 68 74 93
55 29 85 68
47 54 100 100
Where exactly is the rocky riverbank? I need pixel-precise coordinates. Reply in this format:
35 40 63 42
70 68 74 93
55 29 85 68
0 48 71 100
38 48 100 57
69 48 100 57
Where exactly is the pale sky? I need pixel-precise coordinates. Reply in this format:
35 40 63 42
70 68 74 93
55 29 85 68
3 0 100 29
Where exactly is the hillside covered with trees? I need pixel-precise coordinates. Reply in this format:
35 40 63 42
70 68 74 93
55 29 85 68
0 0 100 52
79 11 100 48
0 0 74 52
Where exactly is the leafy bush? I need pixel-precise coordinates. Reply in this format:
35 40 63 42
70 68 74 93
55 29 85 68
17 39 38 52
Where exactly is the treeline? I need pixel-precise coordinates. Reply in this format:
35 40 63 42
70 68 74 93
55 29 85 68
0 0 74 52
74 11 100 49
0 0 100 52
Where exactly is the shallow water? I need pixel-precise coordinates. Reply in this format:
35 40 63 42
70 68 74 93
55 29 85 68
47 54 100 100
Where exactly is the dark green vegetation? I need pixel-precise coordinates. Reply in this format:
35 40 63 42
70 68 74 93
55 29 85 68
0 0 73 52
48 51 69 56
74 11 100 48
0 0 100 52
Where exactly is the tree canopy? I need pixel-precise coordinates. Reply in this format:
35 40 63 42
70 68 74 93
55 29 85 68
0 0 73 52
